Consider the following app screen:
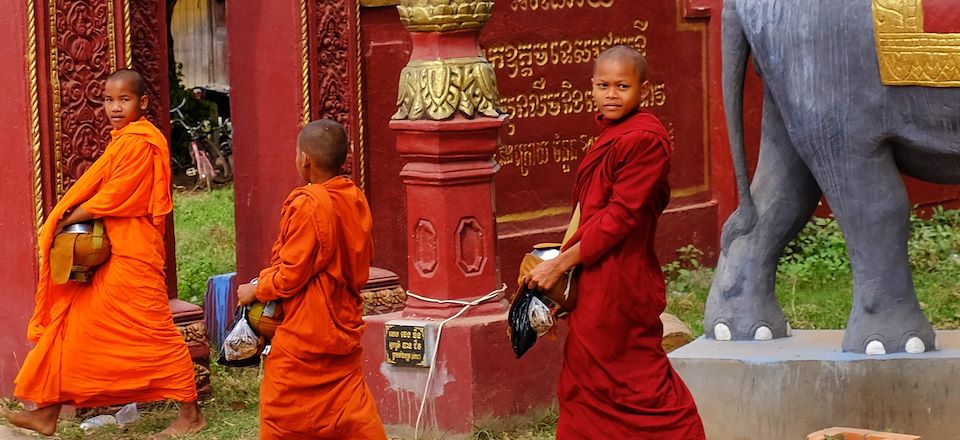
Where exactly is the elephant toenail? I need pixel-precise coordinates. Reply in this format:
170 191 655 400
753 326 773 341
714 323 732 341
905 337 925 354
865 340 886 355
785 322 793 336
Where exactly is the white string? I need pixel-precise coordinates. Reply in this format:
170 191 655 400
405 284 507 440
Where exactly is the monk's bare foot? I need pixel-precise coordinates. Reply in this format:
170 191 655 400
0 404 60 436
149 402 204 439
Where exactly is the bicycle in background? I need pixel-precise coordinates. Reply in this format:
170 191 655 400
170 98 232 190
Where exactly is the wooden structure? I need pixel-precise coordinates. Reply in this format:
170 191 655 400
169 0 229 89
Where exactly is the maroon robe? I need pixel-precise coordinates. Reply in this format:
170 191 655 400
559 111 705 439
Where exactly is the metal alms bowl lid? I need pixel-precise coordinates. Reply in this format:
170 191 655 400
63 222 94 234
530 243 562 261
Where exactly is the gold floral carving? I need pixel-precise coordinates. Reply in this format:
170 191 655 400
107 0 117 71
873 0 960 86
176 321 207 343
193 363 212 396
360 0 398 7
393 57 505 120
363 287 407 315
397 0 494 32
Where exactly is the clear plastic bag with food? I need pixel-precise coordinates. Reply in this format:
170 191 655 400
223 314 260 361
527 296 555 336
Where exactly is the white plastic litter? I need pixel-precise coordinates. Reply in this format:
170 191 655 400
115 403 140 426
79 414 118 432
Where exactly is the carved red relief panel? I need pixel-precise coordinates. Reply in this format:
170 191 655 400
54 0 113 194
456 217 486 276
315 0 350 126
313 0 360 181
414 219 438 277
130 0 170 134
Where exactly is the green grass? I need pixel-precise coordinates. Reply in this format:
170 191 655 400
45 365 262 439
473 410 558 440
173 187 237 305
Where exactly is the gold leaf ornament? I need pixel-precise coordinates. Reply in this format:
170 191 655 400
393 57 505 120
398 0 495 32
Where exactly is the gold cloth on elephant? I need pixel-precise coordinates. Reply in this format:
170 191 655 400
873 0 960 86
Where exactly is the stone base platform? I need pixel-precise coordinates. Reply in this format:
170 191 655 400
361 310 566 439
669 330 960 440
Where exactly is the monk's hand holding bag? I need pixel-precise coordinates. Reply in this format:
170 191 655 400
518 244 579 314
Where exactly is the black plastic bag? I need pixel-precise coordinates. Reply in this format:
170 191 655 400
217 307 263 368
508 286 541 358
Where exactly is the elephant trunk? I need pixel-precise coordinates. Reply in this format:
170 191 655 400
720 0 757 250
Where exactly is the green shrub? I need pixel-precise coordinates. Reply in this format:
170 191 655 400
779 216 850 280
909 206 960 273
666 207 960 334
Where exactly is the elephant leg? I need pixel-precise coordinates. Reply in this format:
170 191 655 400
823 151 935 354
705 94 821 341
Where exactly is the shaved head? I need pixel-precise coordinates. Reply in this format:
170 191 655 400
106 69 147 97
298 119 348 173
595 45 648 83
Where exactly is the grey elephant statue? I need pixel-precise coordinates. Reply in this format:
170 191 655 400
705 0 960 354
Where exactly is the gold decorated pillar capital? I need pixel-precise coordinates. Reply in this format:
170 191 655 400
392 0 506 121
397 0 493 32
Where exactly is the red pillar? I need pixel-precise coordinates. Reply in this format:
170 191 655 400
360 2 564 436
0 0 42 397
391 118 505 315
227 1 307 281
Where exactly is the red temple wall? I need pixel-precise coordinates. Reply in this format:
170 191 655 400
233 0 960 289
0 1 42 396
228 1 308 282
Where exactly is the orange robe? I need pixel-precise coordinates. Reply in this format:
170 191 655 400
256 177 386 440
15 118 197 407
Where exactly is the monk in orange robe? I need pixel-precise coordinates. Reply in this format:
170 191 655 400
525 46 705 439
1 69 204 437
237 119 386 440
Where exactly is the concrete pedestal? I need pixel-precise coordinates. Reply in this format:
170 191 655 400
361 311 565 439
670 330 960 440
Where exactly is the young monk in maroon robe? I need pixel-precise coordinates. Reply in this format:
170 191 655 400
524 45 706 439
2 69 204 438
237 119 386 440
